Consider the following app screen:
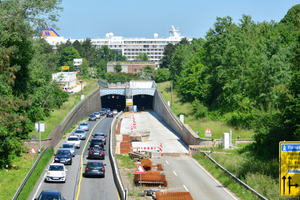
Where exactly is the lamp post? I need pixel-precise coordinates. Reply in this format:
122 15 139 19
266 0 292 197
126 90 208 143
79 80 83 96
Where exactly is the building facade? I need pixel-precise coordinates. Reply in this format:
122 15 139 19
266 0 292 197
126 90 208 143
107 61 155 74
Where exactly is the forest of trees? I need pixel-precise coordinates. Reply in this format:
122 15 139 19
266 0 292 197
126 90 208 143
161 4 300 159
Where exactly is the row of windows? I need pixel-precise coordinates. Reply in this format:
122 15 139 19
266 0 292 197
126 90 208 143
124 52 162 55
124 49 163 52
126 56 162 59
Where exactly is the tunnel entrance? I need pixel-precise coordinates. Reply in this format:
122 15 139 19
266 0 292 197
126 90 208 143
133 95 153 111
101 95 126 111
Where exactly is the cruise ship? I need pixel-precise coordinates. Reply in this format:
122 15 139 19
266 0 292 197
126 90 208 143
41 26 191 64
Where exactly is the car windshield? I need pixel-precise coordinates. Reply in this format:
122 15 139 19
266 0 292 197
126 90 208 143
90 114 95 117
94 112 99 115
49 165 64 171
92 139 103 142
80 122 88 125
56 150 70 155
68 137 79 141
95 133 105 136
75 130 84 133
101 108 106 111
90 147 103 151
62 144 73 148
88 162 103 167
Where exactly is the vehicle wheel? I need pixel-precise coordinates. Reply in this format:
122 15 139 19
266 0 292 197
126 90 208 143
70 161 72 165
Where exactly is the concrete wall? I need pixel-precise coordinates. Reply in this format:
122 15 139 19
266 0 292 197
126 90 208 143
24 88 102 150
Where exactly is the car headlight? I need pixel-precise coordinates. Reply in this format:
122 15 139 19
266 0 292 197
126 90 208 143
54 158 59 160
47 172 51 176
66 158 71 161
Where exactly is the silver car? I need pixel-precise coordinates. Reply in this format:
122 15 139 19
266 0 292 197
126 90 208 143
61 143 76 157
78 122 89 131
74 129 86 140
112 109 118 115
94 112 100 119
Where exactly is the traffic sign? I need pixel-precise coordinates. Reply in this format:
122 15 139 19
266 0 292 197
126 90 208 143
29 146 37 155
205 127 212 137
280 141 300 197
135 163 146 174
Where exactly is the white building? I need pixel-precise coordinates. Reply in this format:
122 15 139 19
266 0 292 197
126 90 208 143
41 26 191 65
52 72 76 88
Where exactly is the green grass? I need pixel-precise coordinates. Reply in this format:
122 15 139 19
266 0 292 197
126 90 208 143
116 154 135 169
157 82 255 139
0 148 54 200
29 79 98 139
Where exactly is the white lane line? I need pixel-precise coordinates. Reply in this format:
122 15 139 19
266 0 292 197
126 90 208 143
166 160 169 165
173 171 177 176
193 159 239 200
183 185 189 191
32 172 47 200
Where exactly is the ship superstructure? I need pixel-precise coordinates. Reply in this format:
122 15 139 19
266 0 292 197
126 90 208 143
42 25 190 64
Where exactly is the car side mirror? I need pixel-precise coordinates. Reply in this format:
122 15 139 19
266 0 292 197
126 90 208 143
104 164 106 166
65 169 68 172
88 148 90 150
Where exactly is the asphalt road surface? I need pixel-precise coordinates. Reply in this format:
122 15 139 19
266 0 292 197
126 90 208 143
29 115 119 200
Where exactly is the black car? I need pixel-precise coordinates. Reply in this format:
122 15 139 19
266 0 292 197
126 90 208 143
106 111 113 117
85 160 106 178
90 138 104 149
88 146 105 160
106 108 111 114
93 132 107 145
34 190 65 200
99 108 107 116
89 114 97 121
54 150 72 165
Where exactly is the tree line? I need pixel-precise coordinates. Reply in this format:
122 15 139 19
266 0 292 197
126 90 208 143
161 4 300 159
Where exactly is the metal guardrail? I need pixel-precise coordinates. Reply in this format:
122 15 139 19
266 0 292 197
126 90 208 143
199 150 268 200
109 112 126 200
12 147 49 200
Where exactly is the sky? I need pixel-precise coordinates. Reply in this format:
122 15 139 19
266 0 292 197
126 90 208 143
55 0 299 40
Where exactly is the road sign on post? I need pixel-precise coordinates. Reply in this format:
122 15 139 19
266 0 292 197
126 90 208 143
135 163 146 174
205 127 212 137
280 141 300 197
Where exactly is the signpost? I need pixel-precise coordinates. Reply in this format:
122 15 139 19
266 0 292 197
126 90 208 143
29 146 37 165
135 163 146 194
280 141 300 197
35 122 45 153
61 66 69 71
205 127 212 137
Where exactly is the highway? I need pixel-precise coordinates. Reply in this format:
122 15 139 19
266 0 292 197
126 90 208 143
28 115 119 200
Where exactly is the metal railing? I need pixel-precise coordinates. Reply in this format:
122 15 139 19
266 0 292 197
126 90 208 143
12 147 49 200
199 150 268 200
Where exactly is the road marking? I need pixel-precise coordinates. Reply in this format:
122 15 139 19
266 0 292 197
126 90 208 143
166 160 169 165
76 117 106 200
173 171 177 176
183 185 189 191
193 159 239 200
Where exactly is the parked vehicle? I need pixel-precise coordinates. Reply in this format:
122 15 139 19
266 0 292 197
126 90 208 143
94 112 100 119
74 129 86 140
89 114 97 121
66 136 81 148
60 143 76 157
88 147 105 160
62 86 73 93
85 160 106 178
46 163 67 183
89 138 104 149
54 150 72 165
93 132 107 145
99 108 107 116
34 190 65 200
112 109 118 115
78 122 89 131
106 111 113 117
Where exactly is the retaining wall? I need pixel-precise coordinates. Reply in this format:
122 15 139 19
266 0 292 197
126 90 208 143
24 88 102 150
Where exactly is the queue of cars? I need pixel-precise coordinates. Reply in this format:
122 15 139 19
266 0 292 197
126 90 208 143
37 108 113 198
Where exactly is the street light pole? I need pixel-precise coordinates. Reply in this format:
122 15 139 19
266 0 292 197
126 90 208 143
79 80 83 96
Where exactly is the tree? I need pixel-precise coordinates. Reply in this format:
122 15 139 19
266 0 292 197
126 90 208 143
59 46 80 67
154 68 170 83
115 64 122 73
160 43 176 68
136 52 149 61
137 66 154 80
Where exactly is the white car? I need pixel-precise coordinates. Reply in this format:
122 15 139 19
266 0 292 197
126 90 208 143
66 136 81 148
62 86 73 93
74 129 86 140
46 163 67 183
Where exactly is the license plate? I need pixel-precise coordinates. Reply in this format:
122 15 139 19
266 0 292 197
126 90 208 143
95 145 99 147
94 153 99 155
60 161 65 163
92 170 98 171
53 178 59 180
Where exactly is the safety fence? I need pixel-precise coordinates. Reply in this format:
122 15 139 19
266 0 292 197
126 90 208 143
12 147 49 200
190 148 268 200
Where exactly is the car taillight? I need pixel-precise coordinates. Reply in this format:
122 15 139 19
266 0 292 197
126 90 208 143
102 167 105 171
94 137 96 138
103 137 106 139
101 152 104 155
86 166 89 171
89 151 92 155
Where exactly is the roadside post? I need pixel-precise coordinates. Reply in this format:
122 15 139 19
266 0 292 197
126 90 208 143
28 146 37 165
280 141 300 197
35 122 45 153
